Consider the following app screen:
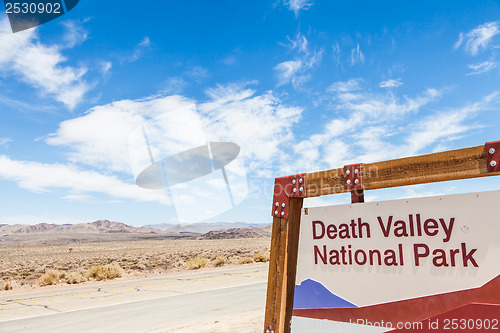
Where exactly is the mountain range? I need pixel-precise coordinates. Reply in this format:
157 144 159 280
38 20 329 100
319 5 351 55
0 220 272 245
0 220 269 235
0 220 159 234
144 222 268 234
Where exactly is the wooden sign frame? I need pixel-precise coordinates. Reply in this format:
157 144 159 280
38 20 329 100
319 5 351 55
263 141 500 333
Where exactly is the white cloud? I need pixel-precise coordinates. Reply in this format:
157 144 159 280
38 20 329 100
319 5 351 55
398 185 444 200
404 92 499 154
331 80 440 119
286 33 309 54
379 78 403 88
466 60 498 75
47 85 302 177
284 0 313 15
138 36 150 47
274 49 323 88
328 78 363 92
351 92 498 163
100 61 112 75
294 82 444 169
0 18 90 109
162 76 188 94
62 20 89 47
299 89 499 170
129 36 151 61
275 33 323 89
275 60 303 86
0 138 12 146
455 21 500 55
350 43 365 65
454 33 464 50
332 42 341 66
0 155 171 204
199 83 303 170
47 95 195 173
186 66 209 82
62 194 93 201
222 55 237 65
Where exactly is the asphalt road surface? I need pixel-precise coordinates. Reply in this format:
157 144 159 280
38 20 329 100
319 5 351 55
0 264 268 333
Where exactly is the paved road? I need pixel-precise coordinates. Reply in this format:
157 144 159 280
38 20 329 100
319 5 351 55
0 265 268 333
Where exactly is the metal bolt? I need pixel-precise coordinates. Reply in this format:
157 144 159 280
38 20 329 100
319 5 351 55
282 203 285 208
293 188 297 193
345 169 351 175
281 211 285 216
292 179 296 185
299 178 303 183
274 210 278 215
346 179 351 185
275 202 279 207
491 160 497 167
299 187 303 192
354 169 359 174
355 179 359 184
489 148 496 155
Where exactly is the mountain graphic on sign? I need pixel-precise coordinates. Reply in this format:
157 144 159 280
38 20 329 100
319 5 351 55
293 279 358 309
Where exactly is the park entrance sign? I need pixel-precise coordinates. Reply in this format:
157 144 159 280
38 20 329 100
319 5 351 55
264 141 500 333
292 191 500 332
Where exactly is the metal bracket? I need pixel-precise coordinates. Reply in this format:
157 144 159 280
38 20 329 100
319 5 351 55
265 325 276 333
344 163 364 203
351 188 365 203
272 173 306 219
344 163 363 190
485 141 500 173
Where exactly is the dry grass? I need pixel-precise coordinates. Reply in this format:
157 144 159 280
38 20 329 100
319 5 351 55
238 256 254 265
1 281 13 290
0 238 270 290
253 253 268 262
212 256 227 267
64 272 86 284
185 257 208 270
38 270 64 286
86 264 123 281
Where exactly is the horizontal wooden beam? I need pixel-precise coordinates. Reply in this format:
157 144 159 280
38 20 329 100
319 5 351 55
305 144 499 198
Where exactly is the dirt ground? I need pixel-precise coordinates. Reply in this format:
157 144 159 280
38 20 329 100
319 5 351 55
0 237 271 291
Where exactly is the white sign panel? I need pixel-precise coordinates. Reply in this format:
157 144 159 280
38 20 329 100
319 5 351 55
292 190 500 333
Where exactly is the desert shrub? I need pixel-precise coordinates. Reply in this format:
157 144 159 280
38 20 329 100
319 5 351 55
64 272 86 284
238 257 254 265
185 257 208 270
38 270 64 286
253 253 269 262
212 256 227 267
86 264 123 281
1 281 13 291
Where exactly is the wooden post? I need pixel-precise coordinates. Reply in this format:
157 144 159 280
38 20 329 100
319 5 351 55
264 197 303 333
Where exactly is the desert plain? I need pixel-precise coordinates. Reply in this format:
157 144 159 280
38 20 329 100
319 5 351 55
0 236 271 291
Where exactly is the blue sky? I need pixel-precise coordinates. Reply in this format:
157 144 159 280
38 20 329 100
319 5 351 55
1 0 500 226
